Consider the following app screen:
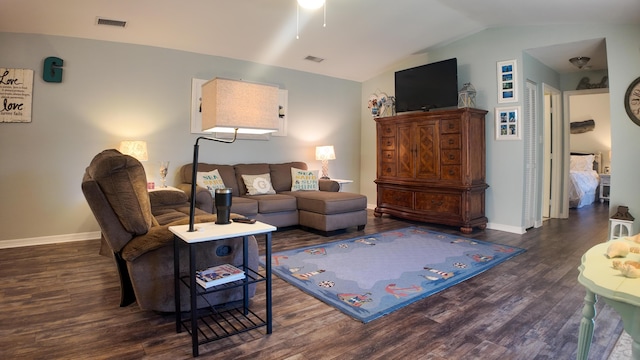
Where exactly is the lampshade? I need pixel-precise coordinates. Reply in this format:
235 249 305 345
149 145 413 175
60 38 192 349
315 145 336 161
201 78 279 134
119 140 148 161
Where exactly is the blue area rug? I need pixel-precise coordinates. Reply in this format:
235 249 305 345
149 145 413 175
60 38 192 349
261 227 525 323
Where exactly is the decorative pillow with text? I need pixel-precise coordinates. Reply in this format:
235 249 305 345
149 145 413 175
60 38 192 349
291 168 319 191
196 169 226 195
241 173 276 195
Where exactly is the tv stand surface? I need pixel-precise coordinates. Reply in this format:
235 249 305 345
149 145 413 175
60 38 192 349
428 106 458 112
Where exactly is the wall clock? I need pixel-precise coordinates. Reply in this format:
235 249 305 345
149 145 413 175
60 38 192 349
624 76 640 126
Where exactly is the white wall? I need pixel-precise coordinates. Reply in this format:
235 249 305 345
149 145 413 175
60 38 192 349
360 24 640 233
0 33 361 243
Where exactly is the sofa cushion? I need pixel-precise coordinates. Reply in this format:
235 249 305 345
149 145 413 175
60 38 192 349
244 194 297 214
241 173 276 195
234 163 270 195
288 191 367 215
270 162 308 192
181 163 240 197
290 168 319 191
196 169 226 194
230 196 259 217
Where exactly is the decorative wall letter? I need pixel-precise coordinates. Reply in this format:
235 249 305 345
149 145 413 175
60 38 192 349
43 57 64 83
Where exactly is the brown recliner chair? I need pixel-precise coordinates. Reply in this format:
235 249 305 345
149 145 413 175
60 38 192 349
81 149 258 312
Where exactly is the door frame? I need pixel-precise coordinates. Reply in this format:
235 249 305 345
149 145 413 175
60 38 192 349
543 83 562 218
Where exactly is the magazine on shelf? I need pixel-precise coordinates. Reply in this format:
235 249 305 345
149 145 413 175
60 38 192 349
195 263 245 289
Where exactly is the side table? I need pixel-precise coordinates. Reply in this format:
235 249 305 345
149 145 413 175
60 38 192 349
330 178 353 191
576 239 640 360
170 221 276 357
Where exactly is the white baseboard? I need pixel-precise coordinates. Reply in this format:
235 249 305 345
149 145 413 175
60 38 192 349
367 205 525 235
0 231 101 249
486 222 526 234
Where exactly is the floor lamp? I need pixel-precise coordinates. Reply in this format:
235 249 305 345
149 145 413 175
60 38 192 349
188 78 279 232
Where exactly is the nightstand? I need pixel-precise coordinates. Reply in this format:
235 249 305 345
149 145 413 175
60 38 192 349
599 174 610 203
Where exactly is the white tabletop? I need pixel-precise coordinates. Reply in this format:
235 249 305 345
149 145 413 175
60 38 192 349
169 220 276 243
578 237 640 306
329 178 353 184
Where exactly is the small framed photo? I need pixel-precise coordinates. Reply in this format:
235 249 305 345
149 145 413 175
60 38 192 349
495 106 521 140
497 59 518 103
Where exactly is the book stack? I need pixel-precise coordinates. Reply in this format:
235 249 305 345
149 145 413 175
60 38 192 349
195 264 245 289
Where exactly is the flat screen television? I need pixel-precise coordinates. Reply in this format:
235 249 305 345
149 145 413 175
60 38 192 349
394 58 458 112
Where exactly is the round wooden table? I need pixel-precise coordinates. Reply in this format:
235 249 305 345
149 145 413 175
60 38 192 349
577 238 640 360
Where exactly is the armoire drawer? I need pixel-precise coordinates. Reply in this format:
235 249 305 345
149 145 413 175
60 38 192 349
379 188 412 208
415 192 461 215
440 119 461 134
441 134 461 149
381 150 395 163
380 136 396 150
441 150 461 165
380 124 396 137
380 164 396 177
441 165 461 180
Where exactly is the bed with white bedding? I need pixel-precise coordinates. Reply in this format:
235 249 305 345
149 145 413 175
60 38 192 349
569 153 600 208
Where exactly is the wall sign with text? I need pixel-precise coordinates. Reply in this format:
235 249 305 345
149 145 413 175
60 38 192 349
1 68 34 123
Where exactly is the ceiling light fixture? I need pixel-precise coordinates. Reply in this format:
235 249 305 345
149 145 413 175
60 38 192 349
298 0 324 10
569 56 591 70
296 0 326 40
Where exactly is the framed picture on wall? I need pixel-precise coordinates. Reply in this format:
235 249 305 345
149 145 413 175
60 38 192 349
495 106 521 140
497 59 518 103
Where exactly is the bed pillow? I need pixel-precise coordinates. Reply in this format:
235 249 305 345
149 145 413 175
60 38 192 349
196 169 226 195
570 155 594 172
291 168 319 191
241 173 276 195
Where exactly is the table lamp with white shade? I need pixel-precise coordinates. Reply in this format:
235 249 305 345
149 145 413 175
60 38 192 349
315 145 336 179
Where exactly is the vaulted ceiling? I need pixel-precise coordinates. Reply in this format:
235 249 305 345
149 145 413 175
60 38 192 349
2 0 639 81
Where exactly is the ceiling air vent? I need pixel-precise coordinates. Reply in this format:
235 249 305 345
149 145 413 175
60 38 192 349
96 17 127 28
304 55 325 63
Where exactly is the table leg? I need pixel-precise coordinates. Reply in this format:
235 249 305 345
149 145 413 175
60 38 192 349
189 244 199 357
266 232 272 334
243 235 249 313
577 289 597 360
174 236 181 333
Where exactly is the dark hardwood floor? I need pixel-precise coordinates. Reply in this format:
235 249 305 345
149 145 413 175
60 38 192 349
0 203 622 359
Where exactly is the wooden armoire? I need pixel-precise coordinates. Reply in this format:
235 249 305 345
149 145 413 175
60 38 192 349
374 108 488 233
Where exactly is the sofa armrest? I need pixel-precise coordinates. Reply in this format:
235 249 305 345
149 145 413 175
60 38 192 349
319 179 340 192
148 188 188 207
121 213 218 261
176 183 214 213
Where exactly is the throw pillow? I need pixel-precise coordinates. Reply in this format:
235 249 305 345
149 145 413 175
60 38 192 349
196 169 226 195
291 167 319 191
241 173 276 195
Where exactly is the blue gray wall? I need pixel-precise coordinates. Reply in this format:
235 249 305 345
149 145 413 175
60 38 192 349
0 33 361 242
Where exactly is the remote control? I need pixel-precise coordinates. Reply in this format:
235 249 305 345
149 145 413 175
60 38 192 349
232 217 256 224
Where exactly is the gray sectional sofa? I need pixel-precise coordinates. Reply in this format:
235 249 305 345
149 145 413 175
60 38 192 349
177 161 367 234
